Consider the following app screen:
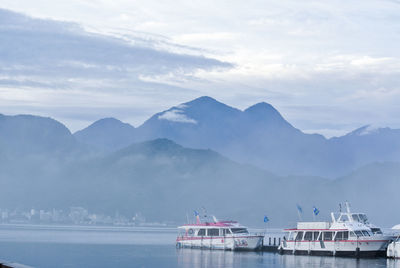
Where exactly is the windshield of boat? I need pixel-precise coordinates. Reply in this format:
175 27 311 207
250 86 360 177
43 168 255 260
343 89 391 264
351 214 369 224
371 228 383 234
230 228 249 234
359 214 368 224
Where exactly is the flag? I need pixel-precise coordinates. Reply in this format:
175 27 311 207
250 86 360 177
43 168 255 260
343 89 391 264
264 216 269 223
194 210 200 224
296 204 303 214
313 206 320 216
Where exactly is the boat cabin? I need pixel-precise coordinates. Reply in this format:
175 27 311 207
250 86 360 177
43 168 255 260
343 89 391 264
178 222 249 238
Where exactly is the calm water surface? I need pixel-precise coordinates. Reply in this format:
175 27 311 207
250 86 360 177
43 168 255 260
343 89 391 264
0 224 398 268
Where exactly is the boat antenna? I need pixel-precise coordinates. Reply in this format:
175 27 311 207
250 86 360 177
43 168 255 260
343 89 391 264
201 207 207 219
339 203 342 212
345 201 351 213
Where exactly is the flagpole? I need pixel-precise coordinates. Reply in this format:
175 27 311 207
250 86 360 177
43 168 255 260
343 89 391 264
297 210 302 221
263 216 269 237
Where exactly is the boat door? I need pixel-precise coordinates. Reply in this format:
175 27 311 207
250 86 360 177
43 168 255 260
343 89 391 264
319 231 325 249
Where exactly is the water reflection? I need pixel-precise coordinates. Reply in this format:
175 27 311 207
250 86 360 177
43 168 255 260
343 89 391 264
387 259 400 268
279 254 388 268
177 248 397 268
176 248 263 268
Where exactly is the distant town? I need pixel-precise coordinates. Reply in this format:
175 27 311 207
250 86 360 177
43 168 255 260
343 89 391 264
0 207 171 227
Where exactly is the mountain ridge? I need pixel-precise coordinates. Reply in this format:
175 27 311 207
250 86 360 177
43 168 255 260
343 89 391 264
54 96 400 177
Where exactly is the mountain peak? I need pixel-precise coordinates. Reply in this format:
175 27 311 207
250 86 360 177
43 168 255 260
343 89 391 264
244 102 278 114
74 117 135 151
244 102 288 123
0 113 76 154
347 125 382 136
89 117 134 129
184 96 223 107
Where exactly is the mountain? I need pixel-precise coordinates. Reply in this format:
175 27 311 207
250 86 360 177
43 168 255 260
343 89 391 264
134 96 330 176
136 96 244 149
0 113 399 225
327 125 400 172
76 96 400 178
74 96 400 177
74 118 136 152
0 114 77 156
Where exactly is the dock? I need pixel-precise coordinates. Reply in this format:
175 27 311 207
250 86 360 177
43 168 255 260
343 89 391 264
261 233 282 252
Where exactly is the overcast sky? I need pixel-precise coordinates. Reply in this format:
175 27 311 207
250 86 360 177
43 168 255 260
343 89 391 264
1 0 400 137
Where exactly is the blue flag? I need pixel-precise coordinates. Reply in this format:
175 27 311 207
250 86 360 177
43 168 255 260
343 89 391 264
264 216 269 223
194 210 199 216
296 204 303 214
313 206 320 216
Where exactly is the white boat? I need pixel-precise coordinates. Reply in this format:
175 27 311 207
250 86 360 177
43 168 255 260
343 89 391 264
278 202 391 257
387 225 400 258
176 215 263 251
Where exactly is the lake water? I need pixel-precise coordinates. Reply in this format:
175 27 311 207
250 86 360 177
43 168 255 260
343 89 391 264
0 224 398 268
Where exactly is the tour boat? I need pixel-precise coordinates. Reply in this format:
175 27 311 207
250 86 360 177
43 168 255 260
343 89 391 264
387 225 400 258
176 216 264 251
278 203 391 257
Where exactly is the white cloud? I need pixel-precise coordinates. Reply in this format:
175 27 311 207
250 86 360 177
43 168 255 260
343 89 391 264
158 109 197 124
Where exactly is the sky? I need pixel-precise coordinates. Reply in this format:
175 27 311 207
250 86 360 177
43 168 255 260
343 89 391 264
1 0 400 137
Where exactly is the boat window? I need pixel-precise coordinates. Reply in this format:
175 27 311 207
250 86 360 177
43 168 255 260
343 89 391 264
313 232 320 240
362 230 370 236
355 230 363 237
231 228 248 234
352 214 360 222
207 229 220 236
198 229 206 236
283 232 289 240
371 228 383 234
323 232 332 241
295 231 304 241
343 231 349 240
340 215 350 222
304 232 312 241
335 232 343 241
288 232 295 240
223 229 231 235
359 214 368 224
188 229 195 236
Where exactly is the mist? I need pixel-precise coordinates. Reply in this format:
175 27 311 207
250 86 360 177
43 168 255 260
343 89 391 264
1 99 400 229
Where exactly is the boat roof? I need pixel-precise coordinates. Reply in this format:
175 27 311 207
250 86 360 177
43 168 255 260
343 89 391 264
178 221 242 228
284 228 348 231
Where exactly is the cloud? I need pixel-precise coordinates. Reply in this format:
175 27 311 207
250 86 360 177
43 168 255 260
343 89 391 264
0 8 231 89
1 1 400 137
158 108 197 124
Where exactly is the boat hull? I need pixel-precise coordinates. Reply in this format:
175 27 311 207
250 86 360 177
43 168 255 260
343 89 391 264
279 249 386 258
279 239 389 258
387 241 400 258
176 235 264 251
